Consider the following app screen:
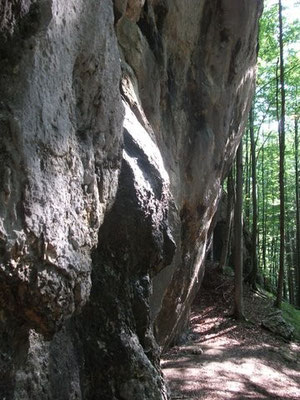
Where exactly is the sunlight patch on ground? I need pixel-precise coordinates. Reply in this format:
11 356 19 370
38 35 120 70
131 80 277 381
165 276 300 399
163 345 300 399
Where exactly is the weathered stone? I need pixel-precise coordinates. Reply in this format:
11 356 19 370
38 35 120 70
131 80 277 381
0 0 123 336
262 310 294 341
126 0 145 22
0 0 262 398
150 0 263 350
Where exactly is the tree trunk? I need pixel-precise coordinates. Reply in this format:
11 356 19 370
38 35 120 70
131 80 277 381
234 141 245 320
294 118 300 306
248 106 258 289
288 267 295 305
219 170 234 271
275 0 286 309
286 230 295 305
245 129 251 227
261 136 267 286
271 184 278 292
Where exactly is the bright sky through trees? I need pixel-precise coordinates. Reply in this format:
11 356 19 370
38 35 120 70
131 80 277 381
268 0 300 20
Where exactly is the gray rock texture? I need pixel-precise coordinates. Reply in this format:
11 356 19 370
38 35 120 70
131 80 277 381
262 310 294 341
0 0 123 335
0 0 262 398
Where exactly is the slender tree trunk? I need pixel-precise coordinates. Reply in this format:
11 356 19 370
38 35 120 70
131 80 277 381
248 107 258 289
245 129 251 227
271 184 277 292
286 230 295 305
292 235 298 304
294 117 300 304
275 0 286 308
271 237 276 290
262 138 267 285
283 274 287 301
234 141 244 320
276 58 280 122
219 170 234 271
288 267 295 305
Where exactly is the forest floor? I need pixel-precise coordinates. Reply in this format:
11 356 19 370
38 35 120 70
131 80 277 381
161 271 300 400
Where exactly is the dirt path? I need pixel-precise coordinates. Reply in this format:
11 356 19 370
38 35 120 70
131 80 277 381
162 282 300 399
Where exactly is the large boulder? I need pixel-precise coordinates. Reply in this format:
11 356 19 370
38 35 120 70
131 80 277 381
0 0 262 398
262 310 294 341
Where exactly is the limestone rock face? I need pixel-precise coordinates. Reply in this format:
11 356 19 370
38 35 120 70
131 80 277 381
0 0 262 398
0 0 123 335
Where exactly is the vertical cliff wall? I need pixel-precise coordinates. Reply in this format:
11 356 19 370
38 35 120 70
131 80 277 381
0 0 262 399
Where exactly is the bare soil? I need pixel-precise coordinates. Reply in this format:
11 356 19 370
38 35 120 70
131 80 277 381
162 273 300 400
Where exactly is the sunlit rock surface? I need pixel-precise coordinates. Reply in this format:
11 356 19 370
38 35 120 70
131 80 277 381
0 0 262 398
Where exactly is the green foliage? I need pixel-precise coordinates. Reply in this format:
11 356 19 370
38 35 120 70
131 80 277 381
260 287 300 340
281 301 300 340
242 0 300 302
